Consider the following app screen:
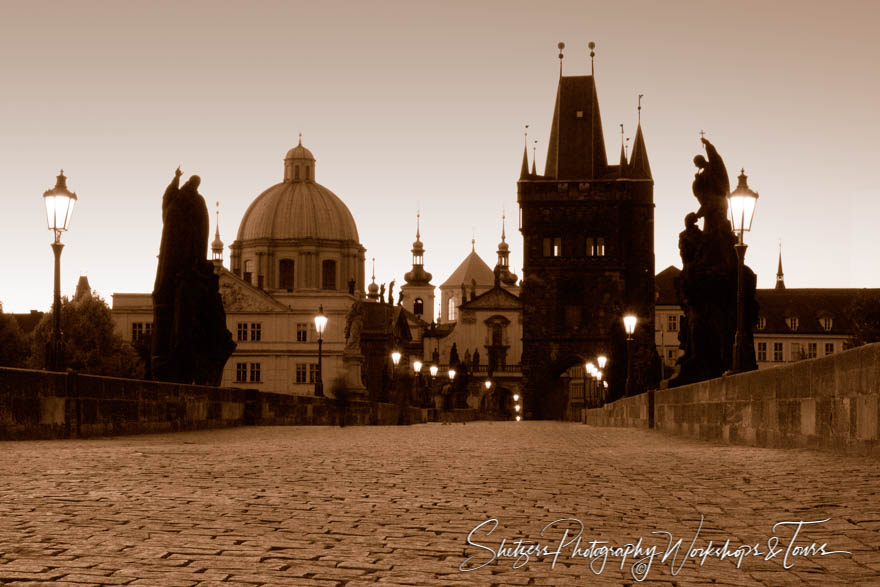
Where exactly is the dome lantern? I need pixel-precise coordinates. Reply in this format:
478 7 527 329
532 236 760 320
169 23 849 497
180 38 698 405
283 134 316 182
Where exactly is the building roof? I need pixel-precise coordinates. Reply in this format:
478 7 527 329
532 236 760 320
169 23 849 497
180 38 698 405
235 142 359 243
628 123 652 180
544 75 608 180
459 285 521 311
11 310 44 334
655 265 681 305
754 289 868 335
440 250 495 288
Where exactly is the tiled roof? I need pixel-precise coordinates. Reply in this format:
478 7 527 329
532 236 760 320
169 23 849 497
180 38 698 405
440 250 495 288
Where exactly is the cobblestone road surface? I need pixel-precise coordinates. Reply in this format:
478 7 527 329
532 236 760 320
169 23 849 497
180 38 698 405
0 422 878 586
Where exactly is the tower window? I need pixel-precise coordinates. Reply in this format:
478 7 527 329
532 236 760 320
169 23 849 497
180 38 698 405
587 237 605 256
279 259 294 291
447 297 456 321
542 237 562 257
294 166 300 180
305 166 311 180
414 297 424 315
243 260 253 284
322 260 337 290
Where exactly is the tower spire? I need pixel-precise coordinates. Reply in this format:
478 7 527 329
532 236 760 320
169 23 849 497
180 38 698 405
629 120 652 180
211 201 224 263
557 42 565 77
495 209 518 287
588 41 596 76
520 125 530 179
618 124 627 177
405 211 432 286
776 241 786 289
368 257 379 300
531 140 537 175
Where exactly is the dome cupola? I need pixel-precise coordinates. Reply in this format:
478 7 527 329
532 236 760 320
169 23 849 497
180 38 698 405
284 134 316 182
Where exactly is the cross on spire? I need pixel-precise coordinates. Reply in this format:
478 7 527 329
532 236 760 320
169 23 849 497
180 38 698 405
699 129 706 140
298 132 302 145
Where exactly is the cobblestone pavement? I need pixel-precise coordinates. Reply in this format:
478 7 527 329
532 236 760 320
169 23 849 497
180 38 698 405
0 423 878 586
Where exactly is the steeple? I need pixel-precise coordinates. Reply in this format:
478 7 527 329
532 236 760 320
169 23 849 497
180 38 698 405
211 201 224 264
628 123 652 180
368 257 379 300
544 73 607 180
520 142 529 179
404 211 432 286
531 140 537 175
618 123 627 178
74 275 92 302
776 243 786 289
495 212 518 287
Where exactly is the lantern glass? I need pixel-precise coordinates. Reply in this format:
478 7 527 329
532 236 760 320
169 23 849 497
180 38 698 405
597 355 607 369
728 192 757 233
516 415 521 422
513 393 520 401
586 362 595 375
314 306 327 336
448 369 456 381
429 365 438 377
514 404 521 412
623 314 637 336
43 171 77 232
484 380 491 390
391 351 401 366
413 360 422 373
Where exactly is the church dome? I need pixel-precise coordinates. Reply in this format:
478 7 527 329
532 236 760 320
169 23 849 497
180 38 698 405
236 141 359 243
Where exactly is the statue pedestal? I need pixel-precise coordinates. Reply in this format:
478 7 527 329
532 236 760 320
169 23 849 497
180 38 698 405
342 349 368 400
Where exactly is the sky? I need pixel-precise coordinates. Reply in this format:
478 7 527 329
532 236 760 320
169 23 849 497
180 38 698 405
1 0 878 313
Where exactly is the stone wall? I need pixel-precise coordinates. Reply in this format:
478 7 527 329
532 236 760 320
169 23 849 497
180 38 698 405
583 390 653 428
0 367 441 440
583 343 880 455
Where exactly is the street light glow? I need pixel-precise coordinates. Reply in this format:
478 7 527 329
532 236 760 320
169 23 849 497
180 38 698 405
429 364 438 377
413 360 422 373
624 314 637 337
597 355 607 369
484 380 491 390
448 369 456 381
314 305 327 336
391 350 401 366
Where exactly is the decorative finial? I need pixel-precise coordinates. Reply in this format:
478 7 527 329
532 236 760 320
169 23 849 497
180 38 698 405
416 209 421 240
557 42 565 77
524 123 529 146
215 201 220 227
699 129 706 140
619 123 624 150
501 210 507 242
638 94 643 124
588 41 596 76
472 229 476 252
371 257 376 282
625 137 630 159
298 132 302 146
532 139 537 163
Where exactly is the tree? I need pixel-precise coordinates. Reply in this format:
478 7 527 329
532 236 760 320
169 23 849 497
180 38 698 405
846 290 880 348
0 308 30 367
30 294 141 378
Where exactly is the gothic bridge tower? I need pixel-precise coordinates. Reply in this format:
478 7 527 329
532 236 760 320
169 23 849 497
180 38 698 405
517 48 656 419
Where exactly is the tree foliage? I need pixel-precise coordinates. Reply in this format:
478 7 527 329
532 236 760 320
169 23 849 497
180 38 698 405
30 295 141 377
0 309 30 368
846 290 880 348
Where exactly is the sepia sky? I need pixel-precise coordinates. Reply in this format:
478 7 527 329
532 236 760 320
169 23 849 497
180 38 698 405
1 0 878 314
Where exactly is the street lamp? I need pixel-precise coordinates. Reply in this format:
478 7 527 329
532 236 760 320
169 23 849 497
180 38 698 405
43 170 77 371
391 350 401 366
597 355 607 370
429 364 438 378
728 169 759 373
413 360 424 407
623 314 637 397
448 369 456 381
484 380 491 390
314 305 327 396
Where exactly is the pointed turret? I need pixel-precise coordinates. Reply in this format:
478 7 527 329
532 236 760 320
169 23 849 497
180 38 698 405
618 142 627 178
74 275 92 302
629 123 652 180
776 244 786 290
544 75 608 179
520 143 529 179
367 258 379 301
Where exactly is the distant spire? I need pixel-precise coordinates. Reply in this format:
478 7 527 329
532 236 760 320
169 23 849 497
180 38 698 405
558 42 565 77
618 124 627 177
520 125 530 179
405 210 432 286
211 201 224 262
776 242 786 289
588 41 596 76
471 231 475 252
495 210 517 286
368 257 379 300
501 210 507 243
531 140 537 175
638 94 643 124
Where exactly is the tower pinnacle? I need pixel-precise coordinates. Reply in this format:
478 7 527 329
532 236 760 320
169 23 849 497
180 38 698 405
776 242 786 289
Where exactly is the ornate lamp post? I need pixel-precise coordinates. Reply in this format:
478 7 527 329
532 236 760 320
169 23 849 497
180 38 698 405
390 349 401 399
43 171 77 371
413 360 423 406
728 169 759 373
623 314 637 397
314 305 327 396
585 362 595 406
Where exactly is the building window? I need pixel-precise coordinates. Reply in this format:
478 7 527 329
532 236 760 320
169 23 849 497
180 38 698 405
825 342 834 355
309 363 318 384
757 316 766 330
586 237 593 257
822 317 833 331
666 349 676 362
807 342 817 359
787 316 799 331
447 297 456 321
322 260 337 290
595 237 605 256
131 322 152 341
791 342 802 360
296 323 309 342
243 260 253 284
576 110 583 118
305 166 311 180
249 363 261 383
235 362 247 383
279 259 294 291
667 314 678 332
773 342 783 362
413 298 424 315
237 323 248 341
250 323 262 341
295 363 308 383
586 237 605 257
757 342 767 362
543 237 562 257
